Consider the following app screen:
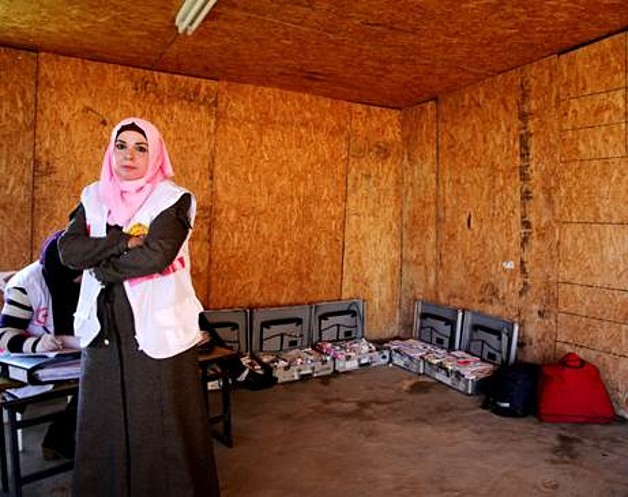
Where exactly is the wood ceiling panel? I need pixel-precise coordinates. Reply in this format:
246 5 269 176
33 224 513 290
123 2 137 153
0 0 180 66
157 7 486 107
0 0 627 108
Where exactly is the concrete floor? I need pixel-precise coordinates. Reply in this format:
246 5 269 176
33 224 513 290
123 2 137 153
8 366 628 497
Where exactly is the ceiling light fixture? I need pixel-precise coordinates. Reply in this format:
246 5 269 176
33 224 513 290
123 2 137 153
175 0 218 35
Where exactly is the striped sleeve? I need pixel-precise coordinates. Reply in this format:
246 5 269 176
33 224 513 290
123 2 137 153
0 286 42 353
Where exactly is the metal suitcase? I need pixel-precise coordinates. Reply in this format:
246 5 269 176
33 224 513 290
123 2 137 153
250 304 333 383
423 309 519 395
387 301 463 375
386 339 443 375
312 299 390 372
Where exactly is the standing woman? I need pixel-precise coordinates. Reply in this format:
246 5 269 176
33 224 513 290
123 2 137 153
59 117 220 497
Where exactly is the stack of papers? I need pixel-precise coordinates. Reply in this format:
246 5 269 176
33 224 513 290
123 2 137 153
0 350 81 384
6 384 55 399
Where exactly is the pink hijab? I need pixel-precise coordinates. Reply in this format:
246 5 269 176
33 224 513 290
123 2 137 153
98 117 174 227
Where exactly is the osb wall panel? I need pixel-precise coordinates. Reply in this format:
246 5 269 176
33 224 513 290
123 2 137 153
0 47 36 270
557 32 627 416
209 83 349 309
558 33 625 99
557 314 627 357
560 123 626 161
399 101 438 335
558 33 626 162
437 71 520 319
561 89 624 129
559 224 628 289
558 158 628 223
559 283 628 324
35 54 217 303
343 105 402 339
515 57 560 363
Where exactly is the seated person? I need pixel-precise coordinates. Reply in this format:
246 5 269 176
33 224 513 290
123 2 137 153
198 313 277 391
0 230 81 459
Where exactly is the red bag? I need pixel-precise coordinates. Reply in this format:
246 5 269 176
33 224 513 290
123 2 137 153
537 352 615 423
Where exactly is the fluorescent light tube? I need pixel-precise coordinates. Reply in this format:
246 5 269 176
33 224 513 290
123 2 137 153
176 0 218 35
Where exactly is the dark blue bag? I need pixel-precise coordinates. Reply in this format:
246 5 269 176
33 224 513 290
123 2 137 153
482 362 540 417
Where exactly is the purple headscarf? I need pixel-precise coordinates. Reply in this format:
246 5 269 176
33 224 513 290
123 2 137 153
40 231 82 335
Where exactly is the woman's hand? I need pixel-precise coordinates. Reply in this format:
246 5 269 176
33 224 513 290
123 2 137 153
36 334 63 352
59 335 81 350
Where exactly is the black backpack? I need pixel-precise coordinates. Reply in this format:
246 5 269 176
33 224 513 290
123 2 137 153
482 362 540 417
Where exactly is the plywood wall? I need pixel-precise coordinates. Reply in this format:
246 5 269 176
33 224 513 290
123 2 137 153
514 57 561 364
209 82 350 309
0 48 36 269
555 33 627 416
437 71 521 318
402 60 561 359
399 102 438 333
343 105 403 338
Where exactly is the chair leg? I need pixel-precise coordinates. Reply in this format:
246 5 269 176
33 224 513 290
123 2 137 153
0 408 8 493
7 409 23 497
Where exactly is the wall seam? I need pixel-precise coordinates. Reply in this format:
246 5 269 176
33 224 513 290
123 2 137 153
435 99 441 301
398 111 406 335
30 53 40 261
553 54 564 361
557 310 628 326
206 83 221 306
339 106 352 300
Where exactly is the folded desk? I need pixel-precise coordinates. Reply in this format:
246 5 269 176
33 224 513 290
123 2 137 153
0 347 237 497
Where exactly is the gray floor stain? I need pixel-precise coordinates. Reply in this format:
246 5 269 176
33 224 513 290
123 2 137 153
550 433 582 463
402 378 436 394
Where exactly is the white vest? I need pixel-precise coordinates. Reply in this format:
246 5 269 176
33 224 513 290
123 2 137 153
6 262 54 336
74 180 204 359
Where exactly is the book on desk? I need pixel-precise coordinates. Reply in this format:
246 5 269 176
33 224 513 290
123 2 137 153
0 350 81 384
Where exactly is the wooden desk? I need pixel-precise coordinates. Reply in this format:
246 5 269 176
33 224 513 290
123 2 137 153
0 347 238 497
0 382 78 497
198 345 239 448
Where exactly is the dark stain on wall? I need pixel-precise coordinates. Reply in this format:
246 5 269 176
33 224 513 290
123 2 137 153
518 75 533 299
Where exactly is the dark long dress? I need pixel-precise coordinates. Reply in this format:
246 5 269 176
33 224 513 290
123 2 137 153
59 195 220 497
